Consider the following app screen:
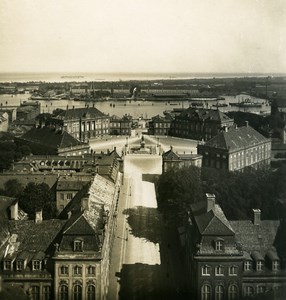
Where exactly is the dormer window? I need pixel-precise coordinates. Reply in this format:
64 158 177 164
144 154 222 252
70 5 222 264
32 260 41 271
215 239 224 251
256 260 263 271
244 261 252 271
16 260 23 271
74 239 83 252
273 260 279 271
3 260 12 271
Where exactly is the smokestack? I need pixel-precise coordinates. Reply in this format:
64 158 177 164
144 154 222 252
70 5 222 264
10 201 18 220
206 193 216 212
245 121 249 127
253 209 261 225
35 210 43 223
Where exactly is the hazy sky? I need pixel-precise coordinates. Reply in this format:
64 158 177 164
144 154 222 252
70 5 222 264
0 0 285 73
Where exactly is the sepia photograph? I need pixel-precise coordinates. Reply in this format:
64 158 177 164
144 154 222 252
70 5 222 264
0 0 286 299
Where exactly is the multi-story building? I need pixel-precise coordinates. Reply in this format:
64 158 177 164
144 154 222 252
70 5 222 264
53 107 110 142
148 114 173 136
197 123 271 171
186 194 286 300
162 146 202 172
110 114 132 136
169 108 234 141
0 172 121 300
17 126 90 156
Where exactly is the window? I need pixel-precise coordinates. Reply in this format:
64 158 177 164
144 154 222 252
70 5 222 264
228 284 238 300
74 240 83 252
33 260 41 271
60 265 68 275
74 265 82 275
201 284 211 300
73 285 82 300
87 265 96 275
257 285 266 294
31 286 40 300
245 286 254 297
256 260 263 271
202 265 211 276
244 261 252 271
3 260 12 270
229 265 238 276
215 285 224 300
215 240 223 251
215 265 224 276
67 193 73 200
16 260 23 271
273 260 279 271
59 285 68 300
43 286 51 300
87 285 96 300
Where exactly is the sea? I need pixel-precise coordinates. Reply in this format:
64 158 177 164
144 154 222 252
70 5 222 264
0 72 284 83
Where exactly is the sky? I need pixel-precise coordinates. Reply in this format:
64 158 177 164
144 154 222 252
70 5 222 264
0 0 285 74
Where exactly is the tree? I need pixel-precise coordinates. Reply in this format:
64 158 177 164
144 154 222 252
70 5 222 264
3 179 23 197
17 182 56 219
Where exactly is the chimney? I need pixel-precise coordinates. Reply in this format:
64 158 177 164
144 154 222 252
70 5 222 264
81 195 90 211
206 193 216 212
253 209 261 225
67 211 72 219
245 121 249 127
10 201 18 220
35 210 43 223
225 126 228 133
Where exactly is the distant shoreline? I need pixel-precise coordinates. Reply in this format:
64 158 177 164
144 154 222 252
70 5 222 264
0 72 285 83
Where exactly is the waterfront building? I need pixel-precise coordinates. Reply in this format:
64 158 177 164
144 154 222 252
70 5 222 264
185 194 286 299
162 146 202 172
53 107 110 142
148 114 173 136
110 114 132 136
0 172 121 300
197 123 271 171
169 108 234 141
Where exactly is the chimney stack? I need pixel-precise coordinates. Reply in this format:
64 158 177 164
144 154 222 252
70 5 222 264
245 121 249 127
253 209 261 225
35 210 43 223
10 201 18 220
206 193 216 212
225 126 228 133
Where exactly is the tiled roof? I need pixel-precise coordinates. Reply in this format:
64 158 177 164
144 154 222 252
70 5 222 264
152 114 173 122
162 149 180 160
203 126 270 151
193 203 235 235
56 177 91 191
20 127 84 149
179 108 232 122
57 107 106 120
230 220 280 256
2 219 65 258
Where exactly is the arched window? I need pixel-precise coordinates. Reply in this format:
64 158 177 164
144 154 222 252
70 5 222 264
201 284 211 300
73 284 82 300
59 285 68 300
228 284 238 300
215 285 224 300
87 285 96 300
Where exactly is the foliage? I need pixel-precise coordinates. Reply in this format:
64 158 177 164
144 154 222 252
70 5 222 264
2 179 24 197
17 182 56 219
0 285 28 300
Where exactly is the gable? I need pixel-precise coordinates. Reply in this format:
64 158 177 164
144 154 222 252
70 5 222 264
63 214 95 235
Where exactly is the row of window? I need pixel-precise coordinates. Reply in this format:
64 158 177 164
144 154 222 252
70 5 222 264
59 284 95 300
28 285 51 300
201 284 238 300
3 259 43 271
244 260 280 271
202 265 238 276
59 265 96 276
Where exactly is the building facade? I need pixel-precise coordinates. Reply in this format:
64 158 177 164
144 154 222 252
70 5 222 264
169 108 234 141
148 114 173 136
53 107 110 142
197 124 271 171
186 194 286 300
110 114 132 136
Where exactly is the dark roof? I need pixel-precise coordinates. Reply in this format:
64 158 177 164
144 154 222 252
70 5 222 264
20 127 84 149
179 108 232 122
57 107 106 120
162 148 201 160
230 220 280 257
152 114 173 122
56 177 90 191
192 202 234 236
202 125 270 151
